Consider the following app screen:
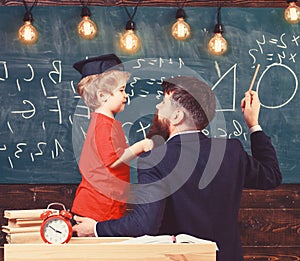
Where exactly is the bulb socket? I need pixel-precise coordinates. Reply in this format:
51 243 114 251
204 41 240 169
213 23 224 34
23 11 34 22
81 6 91 17
125 20 136 30
175 8 186 19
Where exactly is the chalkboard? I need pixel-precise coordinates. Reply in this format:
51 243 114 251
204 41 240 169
0 6 299 184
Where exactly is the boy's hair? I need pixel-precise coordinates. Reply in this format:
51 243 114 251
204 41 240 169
77 70 131 111
162 76 216 130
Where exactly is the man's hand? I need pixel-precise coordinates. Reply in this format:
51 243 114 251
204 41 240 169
241 90 260 128
72 216 97 237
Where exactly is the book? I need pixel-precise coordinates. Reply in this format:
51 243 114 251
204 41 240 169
5 231 43 244
2 225 40 234
8 218 43 228
4 209 57 219
2 208 58 244
115 234 218 250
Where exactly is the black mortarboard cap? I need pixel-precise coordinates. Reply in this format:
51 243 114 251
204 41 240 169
73 53 123 78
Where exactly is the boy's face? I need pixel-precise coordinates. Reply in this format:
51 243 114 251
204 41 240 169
106 85 128 114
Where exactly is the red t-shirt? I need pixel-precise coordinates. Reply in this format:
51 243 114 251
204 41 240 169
72 113 130 221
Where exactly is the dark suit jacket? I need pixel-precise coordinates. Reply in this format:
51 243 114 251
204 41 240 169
96 131 282 261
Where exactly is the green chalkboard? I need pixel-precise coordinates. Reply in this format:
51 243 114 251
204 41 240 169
0 6 299 184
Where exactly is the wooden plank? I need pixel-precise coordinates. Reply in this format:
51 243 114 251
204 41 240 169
1 245 297 261
0 184 77 210
4 241 216 261
243 246 300 260
0 0 290 8
240 185 300 208
1 184 297 210
239 208 300 246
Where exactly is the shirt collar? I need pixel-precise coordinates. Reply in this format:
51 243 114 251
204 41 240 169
165 130 202 143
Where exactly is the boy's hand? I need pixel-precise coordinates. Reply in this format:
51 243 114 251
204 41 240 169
143 138 154 152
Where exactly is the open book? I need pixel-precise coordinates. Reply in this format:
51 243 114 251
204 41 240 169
115 234 218 250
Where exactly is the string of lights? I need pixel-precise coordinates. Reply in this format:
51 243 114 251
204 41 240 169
17 0 299 55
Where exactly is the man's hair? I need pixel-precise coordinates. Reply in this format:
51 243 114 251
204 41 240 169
77 70 130 111
162 76 216 130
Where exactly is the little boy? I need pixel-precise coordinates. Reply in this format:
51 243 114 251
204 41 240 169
71 54 153 221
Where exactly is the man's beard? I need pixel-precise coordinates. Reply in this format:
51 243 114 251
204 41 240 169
146 113 170 147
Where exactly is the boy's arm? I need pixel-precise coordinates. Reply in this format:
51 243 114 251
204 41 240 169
110 139 153 168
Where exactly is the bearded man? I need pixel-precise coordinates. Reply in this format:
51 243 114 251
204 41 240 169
73 76 281 261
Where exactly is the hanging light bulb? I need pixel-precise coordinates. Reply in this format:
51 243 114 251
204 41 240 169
284 0 300 24
208 7 228 56
18 11 38 45
171 8 191 41
78 6 98 39
208 33 228 56
120 20 141 54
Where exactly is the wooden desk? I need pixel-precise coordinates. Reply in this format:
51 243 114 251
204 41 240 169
4 237 216 261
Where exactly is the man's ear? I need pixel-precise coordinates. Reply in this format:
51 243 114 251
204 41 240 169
170 109 185 125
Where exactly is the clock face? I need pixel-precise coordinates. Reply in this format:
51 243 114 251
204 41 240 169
41 217 71 244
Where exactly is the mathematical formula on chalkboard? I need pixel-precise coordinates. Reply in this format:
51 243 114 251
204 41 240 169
1 56 298 180
0 6 299 183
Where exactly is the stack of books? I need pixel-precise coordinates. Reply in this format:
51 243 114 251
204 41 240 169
2 209 57 244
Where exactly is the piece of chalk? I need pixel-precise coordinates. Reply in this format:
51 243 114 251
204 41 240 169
249 64 260 92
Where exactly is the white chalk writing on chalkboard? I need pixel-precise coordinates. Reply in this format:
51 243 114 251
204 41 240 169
248 32 299 66
2 54 299 170
212 63 237 112
256 63 298 109
0 20 298 189
0 61 8 81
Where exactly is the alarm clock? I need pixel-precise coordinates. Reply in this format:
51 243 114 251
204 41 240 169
40 203 73 244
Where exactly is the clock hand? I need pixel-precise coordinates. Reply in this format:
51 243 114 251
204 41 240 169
49 225 62 234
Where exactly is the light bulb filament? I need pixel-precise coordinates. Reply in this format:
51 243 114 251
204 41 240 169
125 34 134 49
83 20 93 35
214 38 222 53
290 6 298 20
177 20 186 38
23 24 35 40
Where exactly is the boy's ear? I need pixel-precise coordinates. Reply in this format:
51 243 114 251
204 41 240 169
97 90 107 102
170 109 185 125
